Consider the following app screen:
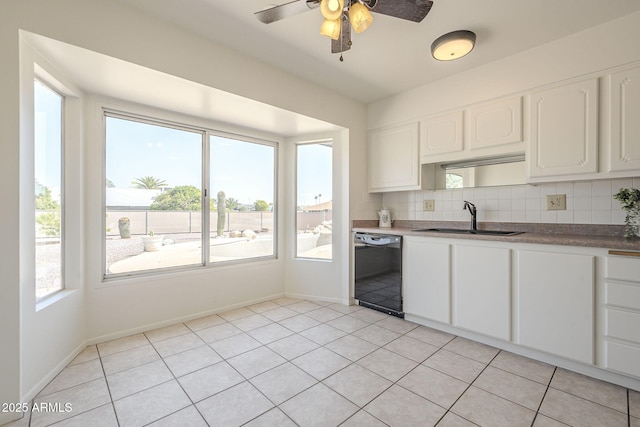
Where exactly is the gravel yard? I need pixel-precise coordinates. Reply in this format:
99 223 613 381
36 233 203 294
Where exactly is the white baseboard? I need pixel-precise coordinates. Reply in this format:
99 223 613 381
86 293 286 346
405 313 640 392
21 340 88 404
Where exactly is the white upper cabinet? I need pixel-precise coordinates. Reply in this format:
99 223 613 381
609 65 640 172
419 110 464 161
419 97 524 165
467 96 523 151
528 78 599 179
368 122 420 192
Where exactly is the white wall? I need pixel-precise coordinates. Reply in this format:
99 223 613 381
0 6 22 421
369 11 640 226
284 130 351 304
0 0 369 422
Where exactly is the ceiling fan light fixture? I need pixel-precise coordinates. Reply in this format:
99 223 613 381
431 30 476 61
320 0 344 20
320 18 341 40
349 2 373 34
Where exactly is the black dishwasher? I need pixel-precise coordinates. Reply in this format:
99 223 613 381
354 232 403 318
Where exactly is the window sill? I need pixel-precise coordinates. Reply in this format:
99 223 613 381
36 289 78 312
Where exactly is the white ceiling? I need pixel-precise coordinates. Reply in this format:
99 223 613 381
116 0 640 104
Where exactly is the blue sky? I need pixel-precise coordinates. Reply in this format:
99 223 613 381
105 116 332 206
34 80 62 200
297 143 332 207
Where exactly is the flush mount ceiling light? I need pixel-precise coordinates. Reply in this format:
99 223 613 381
431 30 476 61
255 0 434 60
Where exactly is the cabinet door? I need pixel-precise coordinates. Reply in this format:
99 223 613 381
467 96 523 150
453 245 511 340
420 111 463 161
609 66 640 172
403 237 450 323
528 78 598 178
516 250 594 364
368 123 420 192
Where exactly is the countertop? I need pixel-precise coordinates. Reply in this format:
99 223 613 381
352 220 640 252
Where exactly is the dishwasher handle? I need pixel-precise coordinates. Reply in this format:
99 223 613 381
355 233 402 247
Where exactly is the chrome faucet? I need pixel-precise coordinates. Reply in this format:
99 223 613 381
463 201 477 231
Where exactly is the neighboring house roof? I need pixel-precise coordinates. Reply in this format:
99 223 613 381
301 200 332 212
106 188 161 208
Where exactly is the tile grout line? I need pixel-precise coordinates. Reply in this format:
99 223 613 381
529 366 557 427
97 343 122 427
434 347 502 426
238 303 395 425
145 324 211 427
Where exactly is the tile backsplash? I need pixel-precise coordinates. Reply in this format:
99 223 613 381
382 178 640 225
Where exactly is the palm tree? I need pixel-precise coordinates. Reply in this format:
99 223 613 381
132 176 167 189
226 197 240 211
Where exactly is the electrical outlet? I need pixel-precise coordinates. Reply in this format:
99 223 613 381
546 194 567 210
423 199 435 211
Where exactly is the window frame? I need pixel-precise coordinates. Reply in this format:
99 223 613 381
102 109 279 281
294 139 333 261
34 77 66 302
208 130 279 265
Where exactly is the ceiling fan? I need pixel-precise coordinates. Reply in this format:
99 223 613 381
255 0 434 57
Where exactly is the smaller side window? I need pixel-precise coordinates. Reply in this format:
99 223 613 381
296 142 333 260
34 79 64 299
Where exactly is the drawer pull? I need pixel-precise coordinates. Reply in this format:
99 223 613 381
608 250 640 258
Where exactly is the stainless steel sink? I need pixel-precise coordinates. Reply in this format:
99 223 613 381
411 228 523 236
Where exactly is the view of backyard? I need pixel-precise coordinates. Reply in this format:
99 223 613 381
36 112 333 292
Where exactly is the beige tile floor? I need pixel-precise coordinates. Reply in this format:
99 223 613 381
7 298 640 427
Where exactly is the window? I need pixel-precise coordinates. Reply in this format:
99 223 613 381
296 142 332 259
104 113 277 278
210 135 276 262
446 172 464 189
105 114 203 275
34 79 63 299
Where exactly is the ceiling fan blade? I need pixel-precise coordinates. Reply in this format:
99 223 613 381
369 0 433 23
255 0 320 24
332 15 352 53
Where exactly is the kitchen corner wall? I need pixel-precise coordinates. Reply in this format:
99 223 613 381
382 177 640 225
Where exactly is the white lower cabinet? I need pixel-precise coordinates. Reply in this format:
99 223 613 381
403 237 450 323
603 254 640 377
516 250 595 364
453 245 511 341
401 236 640 385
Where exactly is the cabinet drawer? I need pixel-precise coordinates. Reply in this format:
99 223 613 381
606 282 640 310
606 256 640 282
606 309 640 342
605 340 640 377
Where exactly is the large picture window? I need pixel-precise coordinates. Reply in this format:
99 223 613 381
296 141 332 260
104 112 277 278
35 79 63 299
105 114 203 276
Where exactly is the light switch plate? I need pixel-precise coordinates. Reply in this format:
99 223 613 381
423 200 435 211
546 194 566 210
